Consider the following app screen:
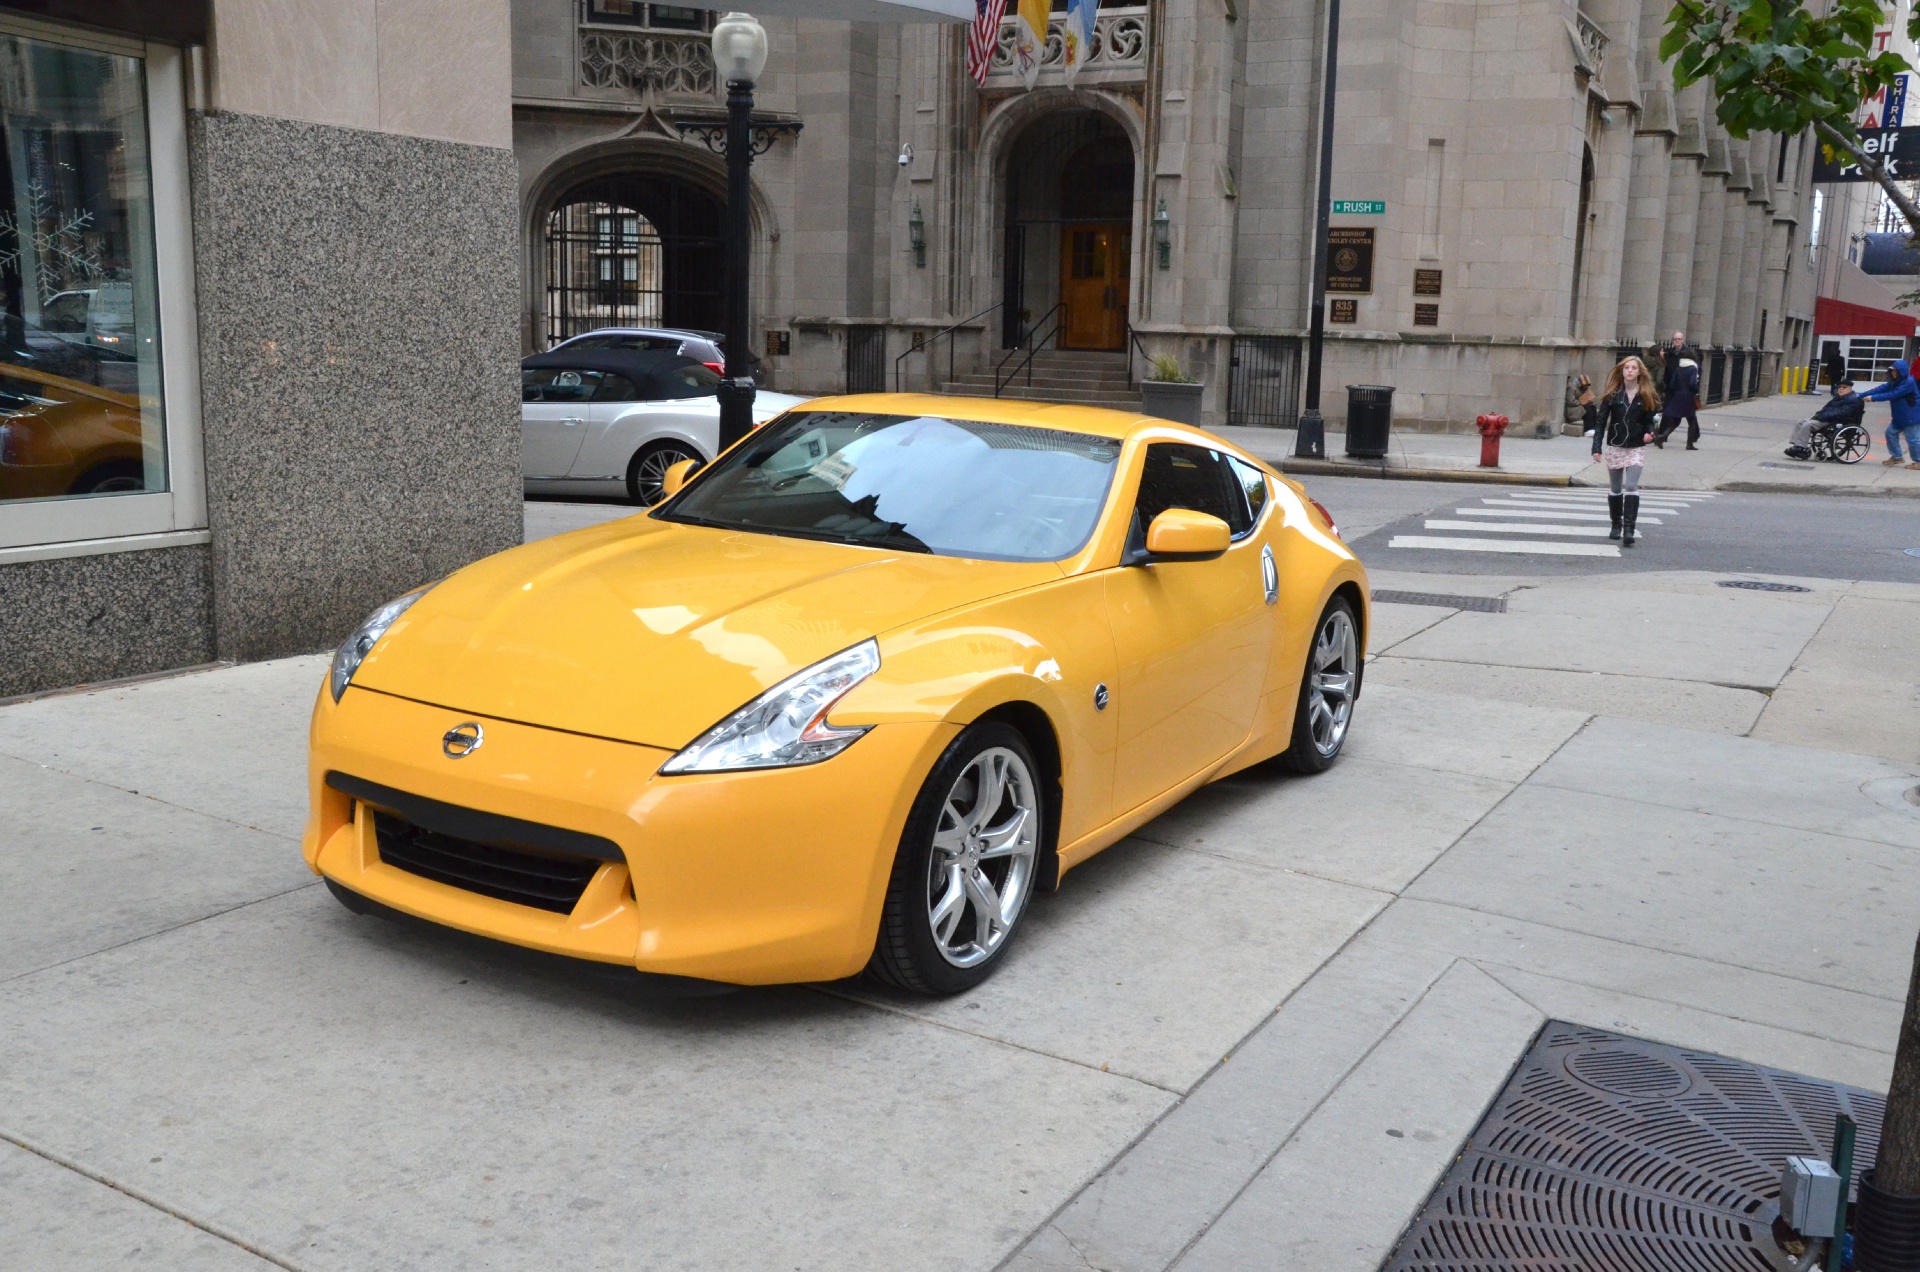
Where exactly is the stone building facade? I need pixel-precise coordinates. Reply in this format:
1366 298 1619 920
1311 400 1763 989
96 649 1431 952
0 0 522 700
512 0 1816 434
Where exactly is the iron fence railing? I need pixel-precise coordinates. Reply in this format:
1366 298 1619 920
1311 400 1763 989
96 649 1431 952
1706 350 1727 405
1226 335 1303 429
1728 350 1746 402
845 325 886 394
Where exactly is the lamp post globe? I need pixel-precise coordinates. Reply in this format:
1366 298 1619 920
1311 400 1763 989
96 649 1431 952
712 12 768 451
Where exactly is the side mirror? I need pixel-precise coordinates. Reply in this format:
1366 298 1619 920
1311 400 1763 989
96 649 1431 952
1142 508 1232 562
660 458 701 499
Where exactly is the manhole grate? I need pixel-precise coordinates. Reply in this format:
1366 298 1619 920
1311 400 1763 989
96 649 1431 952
1382 1023 1884 1271
1717 580 1813 594
1371 590 1508 613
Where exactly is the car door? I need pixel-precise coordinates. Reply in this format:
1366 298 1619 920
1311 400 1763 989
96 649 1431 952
570 371 644 481
520 367 599 479
1102 441 1272 815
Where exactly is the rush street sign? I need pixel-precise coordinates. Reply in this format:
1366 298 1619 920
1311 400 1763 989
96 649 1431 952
1331 199 1385 214
1812 127 1920 182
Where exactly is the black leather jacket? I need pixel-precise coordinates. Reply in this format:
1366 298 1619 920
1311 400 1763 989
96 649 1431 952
1592 393 1658 452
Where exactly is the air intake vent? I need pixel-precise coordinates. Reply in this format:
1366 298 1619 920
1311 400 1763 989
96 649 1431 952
373 811 599 914
1383 1022 1884 1271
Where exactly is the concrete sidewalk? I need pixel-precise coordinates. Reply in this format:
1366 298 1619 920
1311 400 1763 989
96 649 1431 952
2 564 1917 1270
1213 390 1920 497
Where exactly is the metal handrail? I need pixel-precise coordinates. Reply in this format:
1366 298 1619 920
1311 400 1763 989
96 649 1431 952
1125 322 1151 389
893 301 1003 393
994 302 1064 397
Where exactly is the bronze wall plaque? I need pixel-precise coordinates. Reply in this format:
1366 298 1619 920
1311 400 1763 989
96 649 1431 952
1413 303 1439 327
1413 268 1442 297
1330 298 1358 323
1325 227 1374 294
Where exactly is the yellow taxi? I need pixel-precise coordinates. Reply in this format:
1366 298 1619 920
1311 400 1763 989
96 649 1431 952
303 394 1367 994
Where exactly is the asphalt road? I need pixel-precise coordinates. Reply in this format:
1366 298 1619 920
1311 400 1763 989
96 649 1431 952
1299 475 1920 582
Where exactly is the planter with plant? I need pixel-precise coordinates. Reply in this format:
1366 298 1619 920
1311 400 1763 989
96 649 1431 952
1139 354 1204 425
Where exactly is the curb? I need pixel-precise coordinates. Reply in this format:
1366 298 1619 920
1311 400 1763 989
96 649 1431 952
1274 458 1576 487
1715 480 1920 500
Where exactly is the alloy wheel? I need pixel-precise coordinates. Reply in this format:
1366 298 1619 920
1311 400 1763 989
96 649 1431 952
635 445 698 505
1306 608 1358 757
925 746 1037 968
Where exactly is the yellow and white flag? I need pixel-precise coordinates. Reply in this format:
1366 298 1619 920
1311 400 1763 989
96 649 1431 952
1012 0 1048 90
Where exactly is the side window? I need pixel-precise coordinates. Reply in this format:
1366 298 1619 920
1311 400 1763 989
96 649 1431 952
594 373 639 402
653 362 723 399
1227 456 1269 531
1133 443 1249 535
567 335 612 350
521 368 602 403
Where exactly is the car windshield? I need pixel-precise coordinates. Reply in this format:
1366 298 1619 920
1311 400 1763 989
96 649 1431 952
658 411 1122 561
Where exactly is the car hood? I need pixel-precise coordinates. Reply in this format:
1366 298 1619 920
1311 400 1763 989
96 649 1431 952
352 517 1060 749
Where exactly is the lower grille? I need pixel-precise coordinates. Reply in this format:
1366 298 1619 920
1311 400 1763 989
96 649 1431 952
372 810 600 914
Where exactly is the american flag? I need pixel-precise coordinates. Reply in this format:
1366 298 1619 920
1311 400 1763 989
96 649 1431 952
968 0 1009 86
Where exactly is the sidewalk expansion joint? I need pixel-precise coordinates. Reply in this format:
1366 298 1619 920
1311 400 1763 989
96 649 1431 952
0 747 302 845
0 1128 311 1272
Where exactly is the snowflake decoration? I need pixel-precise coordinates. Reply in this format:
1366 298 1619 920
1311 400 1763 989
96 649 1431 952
0 180 103 304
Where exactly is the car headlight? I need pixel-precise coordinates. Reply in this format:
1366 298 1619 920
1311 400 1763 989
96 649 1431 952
328 588 431 703
660 639 879 774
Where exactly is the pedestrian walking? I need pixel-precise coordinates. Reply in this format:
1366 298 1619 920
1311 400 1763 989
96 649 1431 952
1591 355 1660 547
1654 348 1701 449
1784 379 1861 458
1860 360 1920 469
1660 331 1692 397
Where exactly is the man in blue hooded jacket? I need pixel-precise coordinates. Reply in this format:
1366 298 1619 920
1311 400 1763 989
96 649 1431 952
1861 360 1920 468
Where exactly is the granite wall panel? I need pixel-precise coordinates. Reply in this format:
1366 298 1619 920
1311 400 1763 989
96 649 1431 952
0 546 215 699
189 111 521 662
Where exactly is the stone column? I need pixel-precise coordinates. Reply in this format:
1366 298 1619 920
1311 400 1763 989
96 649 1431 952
1710 141 1750 348
1685 170 1726 341
1617 130 1673 340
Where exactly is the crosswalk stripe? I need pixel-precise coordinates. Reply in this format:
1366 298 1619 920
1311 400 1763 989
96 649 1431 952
1424 519 1612 536
1387 535 1621 557
1454 507 1665 524
1493 494 1694 508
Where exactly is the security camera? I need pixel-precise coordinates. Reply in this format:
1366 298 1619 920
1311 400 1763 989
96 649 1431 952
898 142 914 167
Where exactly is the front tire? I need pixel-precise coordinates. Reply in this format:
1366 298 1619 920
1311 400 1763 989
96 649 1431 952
1278 596 1360 774
868 722 1043 995
627 440 703 506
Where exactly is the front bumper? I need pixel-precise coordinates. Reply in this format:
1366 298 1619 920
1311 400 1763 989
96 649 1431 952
304 684 956 984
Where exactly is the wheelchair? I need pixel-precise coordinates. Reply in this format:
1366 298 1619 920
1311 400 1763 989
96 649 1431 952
1790 422 1871 464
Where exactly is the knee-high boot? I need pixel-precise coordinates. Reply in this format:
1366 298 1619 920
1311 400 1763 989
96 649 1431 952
1607 494 1623 540
1622 494 1640 547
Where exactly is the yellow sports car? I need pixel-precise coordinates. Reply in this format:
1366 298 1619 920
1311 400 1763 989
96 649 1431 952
303 394 1367 994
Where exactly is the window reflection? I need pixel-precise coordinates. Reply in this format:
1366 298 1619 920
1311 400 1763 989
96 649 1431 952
0 34 163 505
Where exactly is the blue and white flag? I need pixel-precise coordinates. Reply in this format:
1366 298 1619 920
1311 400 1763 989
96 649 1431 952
1061 0 1097 86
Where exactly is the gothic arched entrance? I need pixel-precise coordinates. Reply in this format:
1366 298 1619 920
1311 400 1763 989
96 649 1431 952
1001 109 1135 350
998 107 1128 349
542 172 723 347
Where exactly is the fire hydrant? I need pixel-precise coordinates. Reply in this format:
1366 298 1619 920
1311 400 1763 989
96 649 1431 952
1476 414 1510 468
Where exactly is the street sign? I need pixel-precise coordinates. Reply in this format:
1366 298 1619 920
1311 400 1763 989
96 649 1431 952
1331 199 1385 214
1812 126 1920 182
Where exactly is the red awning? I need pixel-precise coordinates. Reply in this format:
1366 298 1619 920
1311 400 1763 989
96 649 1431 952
1815 295 1919 338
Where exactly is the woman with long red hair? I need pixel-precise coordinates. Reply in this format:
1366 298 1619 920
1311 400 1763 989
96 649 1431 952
1590 356 1660 546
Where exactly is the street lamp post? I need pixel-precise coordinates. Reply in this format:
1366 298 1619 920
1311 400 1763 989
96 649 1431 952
1294 0 1341 459
711 12 769 452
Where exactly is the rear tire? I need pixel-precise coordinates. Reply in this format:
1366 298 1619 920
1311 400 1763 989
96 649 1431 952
1277 596 1361 775
1834 425 1871 464
868 722 1043 996
69 460 144 495
627 440 703 506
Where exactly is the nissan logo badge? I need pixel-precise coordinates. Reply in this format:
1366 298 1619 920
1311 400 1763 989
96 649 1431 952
442 722 484 758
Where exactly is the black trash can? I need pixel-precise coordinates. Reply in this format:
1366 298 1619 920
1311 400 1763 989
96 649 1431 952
1345 384 1395 458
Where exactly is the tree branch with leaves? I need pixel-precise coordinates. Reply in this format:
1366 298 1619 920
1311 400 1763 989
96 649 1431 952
1662 0 1920 232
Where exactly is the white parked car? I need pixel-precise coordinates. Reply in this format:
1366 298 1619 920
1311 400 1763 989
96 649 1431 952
521 349 806 504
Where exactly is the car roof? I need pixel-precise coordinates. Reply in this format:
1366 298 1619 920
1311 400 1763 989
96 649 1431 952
777 392 1236 447
521 348 705 377
555 327 721 344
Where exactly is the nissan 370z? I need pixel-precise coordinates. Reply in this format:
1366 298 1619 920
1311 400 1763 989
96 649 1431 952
302 394 1368 995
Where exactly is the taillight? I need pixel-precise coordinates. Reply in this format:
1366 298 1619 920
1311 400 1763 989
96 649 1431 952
703 361 725 375
1308 497 1340 540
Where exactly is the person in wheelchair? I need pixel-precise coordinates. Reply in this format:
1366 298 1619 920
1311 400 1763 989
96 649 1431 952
1786 380 1863 459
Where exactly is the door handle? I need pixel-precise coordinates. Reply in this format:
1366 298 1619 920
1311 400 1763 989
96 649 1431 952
563 417 584 426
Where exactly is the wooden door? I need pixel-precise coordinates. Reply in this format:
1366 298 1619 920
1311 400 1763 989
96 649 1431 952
1060 224 1130 350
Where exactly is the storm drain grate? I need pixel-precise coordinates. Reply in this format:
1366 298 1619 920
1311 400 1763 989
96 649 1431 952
1382 1023 1884 1271
1371 590 1508 613
1717 580 1813 594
